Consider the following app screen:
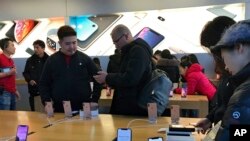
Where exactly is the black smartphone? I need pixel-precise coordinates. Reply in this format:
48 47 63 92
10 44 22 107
5 19 39 44
117 128 132 141
75 14 122 51
148 136 164 141
16 125 29 141
134 27 165 49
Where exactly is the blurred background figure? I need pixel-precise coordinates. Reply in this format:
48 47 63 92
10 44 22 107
156 49 180 83
93 57 102 71
107 49 121 73
152 50 162 64
23 40 49 111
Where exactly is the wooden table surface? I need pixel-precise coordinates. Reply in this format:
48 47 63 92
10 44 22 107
0 111 204 141
100 89 208 118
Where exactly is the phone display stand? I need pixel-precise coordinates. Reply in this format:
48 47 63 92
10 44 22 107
80 102 99 119
170 105 180 125
148 103 157 124
166 125 195 141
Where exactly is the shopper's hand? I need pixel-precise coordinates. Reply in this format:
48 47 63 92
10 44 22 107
195 118 212 134
9 67 17 75
15 90 21 101
93 71 107 84
29 80 37 86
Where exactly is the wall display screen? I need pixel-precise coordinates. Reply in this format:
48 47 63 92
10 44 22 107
0 3 244 58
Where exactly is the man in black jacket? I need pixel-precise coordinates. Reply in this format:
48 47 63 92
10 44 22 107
23 40 49 111
39 25 102 112
211 20 250 141
94 24 152 116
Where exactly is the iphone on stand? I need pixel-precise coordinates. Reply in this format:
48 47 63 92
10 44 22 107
148 103 157 124
45 101 54 117
83 102 91 119
63 101 72 117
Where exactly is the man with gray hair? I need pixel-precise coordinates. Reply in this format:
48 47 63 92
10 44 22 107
94 24 153 116
211 20 250 141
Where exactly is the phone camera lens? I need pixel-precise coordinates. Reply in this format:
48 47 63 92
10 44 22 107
92 24 96 27
158 16 165 21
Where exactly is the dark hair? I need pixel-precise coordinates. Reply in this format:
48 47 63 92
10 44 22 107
33 39 45 48
154 50 162 56
200 16 236 48
0 38 13 50
161 49 173 59
188 54 199 64
57 25 77 40
180 55 192 68
200 16 235 76
93 57 101 66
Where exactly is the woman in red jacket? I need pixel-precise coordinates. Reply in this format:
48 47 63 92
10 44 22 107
179 57 216 101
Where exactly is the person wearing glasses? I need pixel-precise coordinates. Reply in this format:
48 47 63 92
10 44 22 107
94 24 152 116
211 20 250 141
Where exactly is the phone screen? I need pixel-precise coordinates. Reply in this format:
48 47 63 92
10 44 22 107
148 137 163 141
76 14 122 51
117 128 132 141
134 27 164 49
16 125 29 141
5 19 39 43
69 16 98 41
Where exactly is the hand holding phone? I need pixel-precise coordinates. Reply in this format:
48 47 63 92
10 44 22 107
148 136 163 141
117 128 132 141
16 125 29 141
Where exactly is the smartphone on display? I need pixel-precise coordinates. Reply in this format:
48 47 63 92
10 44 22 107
148 103 157 123
83 102 91 118
75 14 122 51
5 19 39 44
170 105 180 124
134 27 165 49
117 128 132 141
16 125 29 141
148 136 163 141
45 101 54 117
63 101 72 117
69 16 98 41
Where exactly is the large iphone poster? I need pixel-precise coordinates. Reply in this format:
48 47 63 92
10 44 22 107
0 17 65 57
0 3 244 58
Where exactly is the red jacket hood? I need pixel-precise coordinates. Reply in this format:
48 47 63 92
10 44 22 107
186 63 203 77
